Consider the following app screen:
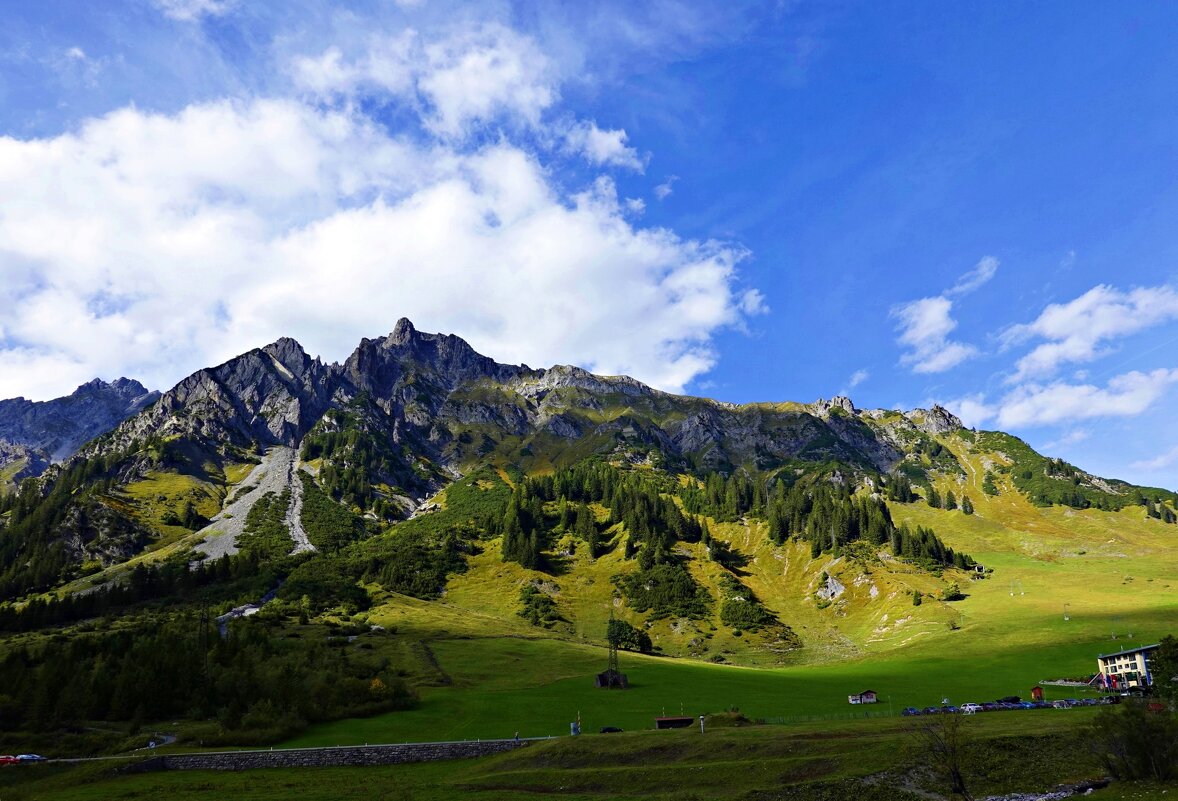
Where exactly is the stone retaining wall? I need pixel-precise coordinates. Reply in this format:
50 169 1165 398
126 739 535 772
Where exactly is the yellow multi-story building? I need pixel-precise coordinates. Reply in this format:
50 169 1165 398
1096 644 1159 690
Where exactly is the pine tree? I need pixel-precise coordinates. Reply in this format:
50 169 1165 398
960 495 974 515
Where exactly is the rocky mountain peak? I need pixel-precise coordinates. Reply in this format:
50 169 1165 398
73 377 153 402
387 317 417 345
807 395 857 418
0 377 160 466
906 404 963 435
348 318 523 397
261 337 317 381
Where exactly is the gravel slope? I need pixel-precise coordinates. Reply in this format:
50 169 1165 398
196 446 316 559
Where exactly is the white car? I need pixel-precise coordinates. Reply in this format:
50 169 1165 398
960 703 983 714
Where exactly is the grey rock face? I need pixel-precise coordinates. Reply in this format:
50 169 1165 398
906 405 964 435
0 378 159 478
0 441 50 485
47 319 959 505
97 340 335 454
807 395 857 418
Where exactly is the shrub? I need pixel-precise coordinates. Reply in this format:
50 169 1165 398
1090 700 1178 781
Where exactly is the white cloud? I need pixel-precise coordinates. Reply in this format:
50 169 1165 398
66 47 87 61
1002 284 1178 382
944 394 996 429
292 25 558 140
848 369 869 388
891 257 997 374
0 97 755 400
1132 445 1178 472
947 255 998 296
654 175 678 200
943 369 1178 430
1041 429 1090 452
153 0 234 22
892 296 977 373
565 121 645 171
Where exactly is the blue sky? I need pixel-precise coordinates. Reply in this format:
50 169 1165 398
1 1 1177 490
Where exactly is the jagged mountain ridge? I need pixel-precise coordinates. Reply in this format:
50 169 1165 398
3 317 1174 604
0 377 159 482
76 318 965 500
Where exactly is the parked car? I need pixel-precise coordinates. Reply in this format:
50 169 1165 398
1031 701 1050 709
981 702 1001 712
16 755 45 762
1064 699 1080 706
1017 701 1035 709
599 726 623 734
960 703 982 714
1052 700 1070 709
901 707 922 716
921 706 942 715
942 705 961 714
0 756 18 766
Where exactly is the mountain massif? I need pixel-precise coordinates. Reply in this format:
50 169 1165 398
2 317 1178 767
0 319 1175 657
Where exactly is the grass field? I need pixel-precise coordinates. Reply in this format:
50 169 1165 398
3 711 1126 801
276 628 1132 747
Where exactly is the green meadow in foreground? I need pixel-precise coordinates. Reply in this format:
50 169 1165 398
1 710 1131 801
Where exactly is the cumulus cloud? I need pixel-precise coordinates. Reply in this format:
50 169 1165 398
892 256 997 374
945 394 996 429
565 121 645 171
1002 284 1178 382
291 25 558 140
0 94 755 399
892 296 977 373
943 369 1178 430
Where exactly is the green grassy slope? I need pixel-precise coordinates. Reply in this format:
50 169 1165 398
9 713 1110 801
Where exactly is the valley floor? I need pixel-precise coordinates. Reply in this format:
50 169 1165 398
6 711 1168 801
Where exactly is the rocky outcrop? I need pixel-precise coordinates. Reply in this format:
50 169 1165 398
806 395 857 418
905 405 963 435
0 378 159 476
0 441 49 485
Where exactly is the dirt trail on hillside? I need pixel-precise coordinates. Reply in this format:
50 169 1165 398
196 446 316 560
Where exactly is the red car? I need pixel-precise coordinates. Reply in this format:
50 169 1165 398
0 755 19 766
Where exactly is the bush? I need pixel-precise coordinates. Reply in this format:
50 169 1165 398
518 585 562 628
1090 700 1178 781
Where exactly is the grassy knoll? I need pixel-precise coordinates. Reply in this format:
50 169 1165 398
3 711 1122 801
